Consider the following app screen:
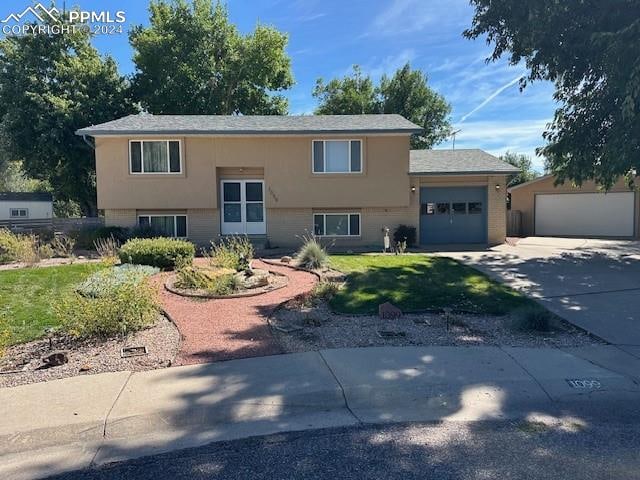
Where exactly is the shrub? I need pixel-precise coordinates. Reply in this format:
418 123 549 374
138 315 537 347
207 236 254 272
56 279 158 338
0 229 38 264
76 264 159 298
295 233 329 270
508 306 553 332
175 258 240 294
393 225 416 247
127 224 162 239
51 234 76 258
37 243 55 260
310 281 339 302
73 226 129 250
119 237 195 269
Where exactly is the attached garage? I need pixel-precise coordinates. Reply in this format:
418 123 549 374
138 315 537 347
510 175 639 238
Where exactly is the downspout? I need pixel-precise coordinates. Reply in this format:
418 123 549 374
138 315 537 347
81 134 94 149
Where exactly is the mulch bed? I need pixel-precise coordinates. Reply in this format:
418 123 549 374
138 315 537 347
270 301 604 352
0 315 180 388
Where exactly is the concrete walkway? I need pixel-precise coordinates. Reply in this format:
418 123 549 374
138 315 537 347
158 260 317 365
2 345 640 480
440 238 640 346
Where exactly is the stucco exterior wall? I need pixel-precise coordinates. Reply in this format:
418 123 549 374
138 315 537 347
95 135 410 210
509 175 640 237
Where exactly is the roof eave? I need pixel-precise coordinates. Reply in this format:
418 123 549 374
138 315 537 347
409 170 519 176
75 128 423 137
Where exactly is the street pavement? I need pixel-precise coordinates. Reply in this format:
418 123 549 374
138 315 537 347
3 345 640 479
48 414 640 480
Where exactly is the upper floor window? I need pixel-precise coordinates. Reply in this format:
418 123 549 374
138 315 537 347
130 140 181 174
312 140 362 173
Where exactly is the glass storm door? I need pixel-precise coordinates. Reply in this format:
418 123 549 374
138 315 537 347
221 180 266 235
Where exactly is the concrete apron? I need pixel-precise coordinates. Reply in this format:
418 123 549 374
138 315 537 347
2 346 640 480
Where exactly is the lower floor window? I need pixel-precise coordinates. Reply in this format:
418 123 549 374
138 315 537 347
138 215 187 238
314 213 360 236
10 208 28 218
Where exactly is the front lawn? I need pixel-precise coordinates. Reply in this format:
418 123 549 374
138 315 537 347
0 263 103 344
329 254 535 315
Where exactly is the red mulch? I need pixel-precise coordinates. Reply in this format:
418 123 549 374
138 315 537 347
154 259 317 365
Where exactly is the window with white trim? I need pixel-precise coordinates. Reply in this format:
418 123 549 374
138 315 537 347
312 140 362 173
138 215 187 238
130 140 181 174
313 213 360 236
10 208 28 218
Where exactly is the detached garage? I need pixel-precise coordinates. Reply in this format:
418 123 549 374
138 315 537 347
509 175 639 238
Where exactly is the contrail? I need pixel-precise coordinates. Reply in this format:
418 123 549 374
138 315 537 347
459 74 524 123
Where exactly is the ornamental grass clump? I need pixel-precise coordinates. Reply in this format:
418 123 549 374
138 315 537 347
295 233 329 270
0 228 39 264
175 257 240 295
207 235 254 272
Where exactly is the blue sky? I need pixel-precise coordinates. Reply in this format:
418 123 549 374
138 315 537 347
1 0 557 170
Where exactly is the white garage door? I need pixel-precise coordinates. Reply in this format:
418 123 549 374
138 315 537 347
535 192 635 237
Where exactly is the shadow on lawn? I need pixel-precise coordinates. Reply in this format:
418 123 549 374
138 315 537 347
329 257 531 315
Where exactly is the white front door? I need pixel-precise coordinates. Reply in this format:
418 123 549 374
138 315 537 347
220 180 266 235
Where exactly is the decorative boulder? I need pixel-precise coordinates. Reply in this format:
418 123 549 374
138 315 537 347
280 256 292 264
378 302 402 319
42 351 69 367
243 269 270 289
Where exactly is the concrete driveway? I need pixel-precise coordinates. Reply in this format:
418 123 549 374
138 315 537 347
443 237 640 347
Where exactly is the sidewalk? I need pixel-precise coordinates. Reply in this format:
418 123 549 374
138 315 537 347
2 345 640 480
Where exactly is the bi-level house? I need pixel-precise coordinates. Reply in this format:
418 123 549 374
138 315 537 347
77 114 518 247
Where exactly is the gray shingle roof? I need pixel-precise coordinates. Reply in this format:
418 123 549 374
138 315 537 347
0 192 52 202
409 149 519 175
76 114 422 136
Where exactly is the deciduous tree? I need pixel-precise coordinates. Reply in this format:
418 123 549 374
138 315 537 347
465 0 640 188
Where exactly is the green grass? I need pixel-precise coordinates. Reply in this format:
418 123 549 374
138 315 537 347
0 263 104 344
328 254 536 315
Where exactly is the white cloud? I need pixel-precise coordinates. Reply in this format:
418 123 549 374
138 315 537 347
458 74 524 122
361 49 416 79
442 118 552 172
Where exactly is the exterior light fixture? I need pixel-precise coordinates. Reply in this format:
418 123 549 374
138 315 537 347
495 184 501 190
411 186 416 193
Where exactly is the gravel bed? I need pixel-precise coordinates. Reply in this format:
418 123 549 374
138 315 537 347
0 315 180 388
270 302 604 352
0 255 101 271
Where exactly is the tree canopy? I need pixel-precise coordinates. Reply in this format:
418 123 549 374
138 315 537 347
313 64 451 149
465 0 640 188
500 151 540 187
130 0 294 115
0 15 133 215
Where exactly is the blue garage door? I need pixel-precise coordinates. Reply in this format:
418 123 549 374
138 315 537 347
420 186 487 244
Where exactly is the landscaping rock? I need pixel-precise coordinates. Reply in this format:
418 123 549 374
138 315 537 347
378 302 402 319
280 256 292 264
244 274 269 289
41 351 69 367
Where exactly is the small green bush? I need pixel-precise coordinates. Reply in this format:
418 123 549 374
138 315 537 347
393 225 416 247
295 233 329 270
509 306 553 332
119 237 195 269
310 281 339 302
0 229 38 264
56 279 158 338
76 264 159 298
207 236 254 272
